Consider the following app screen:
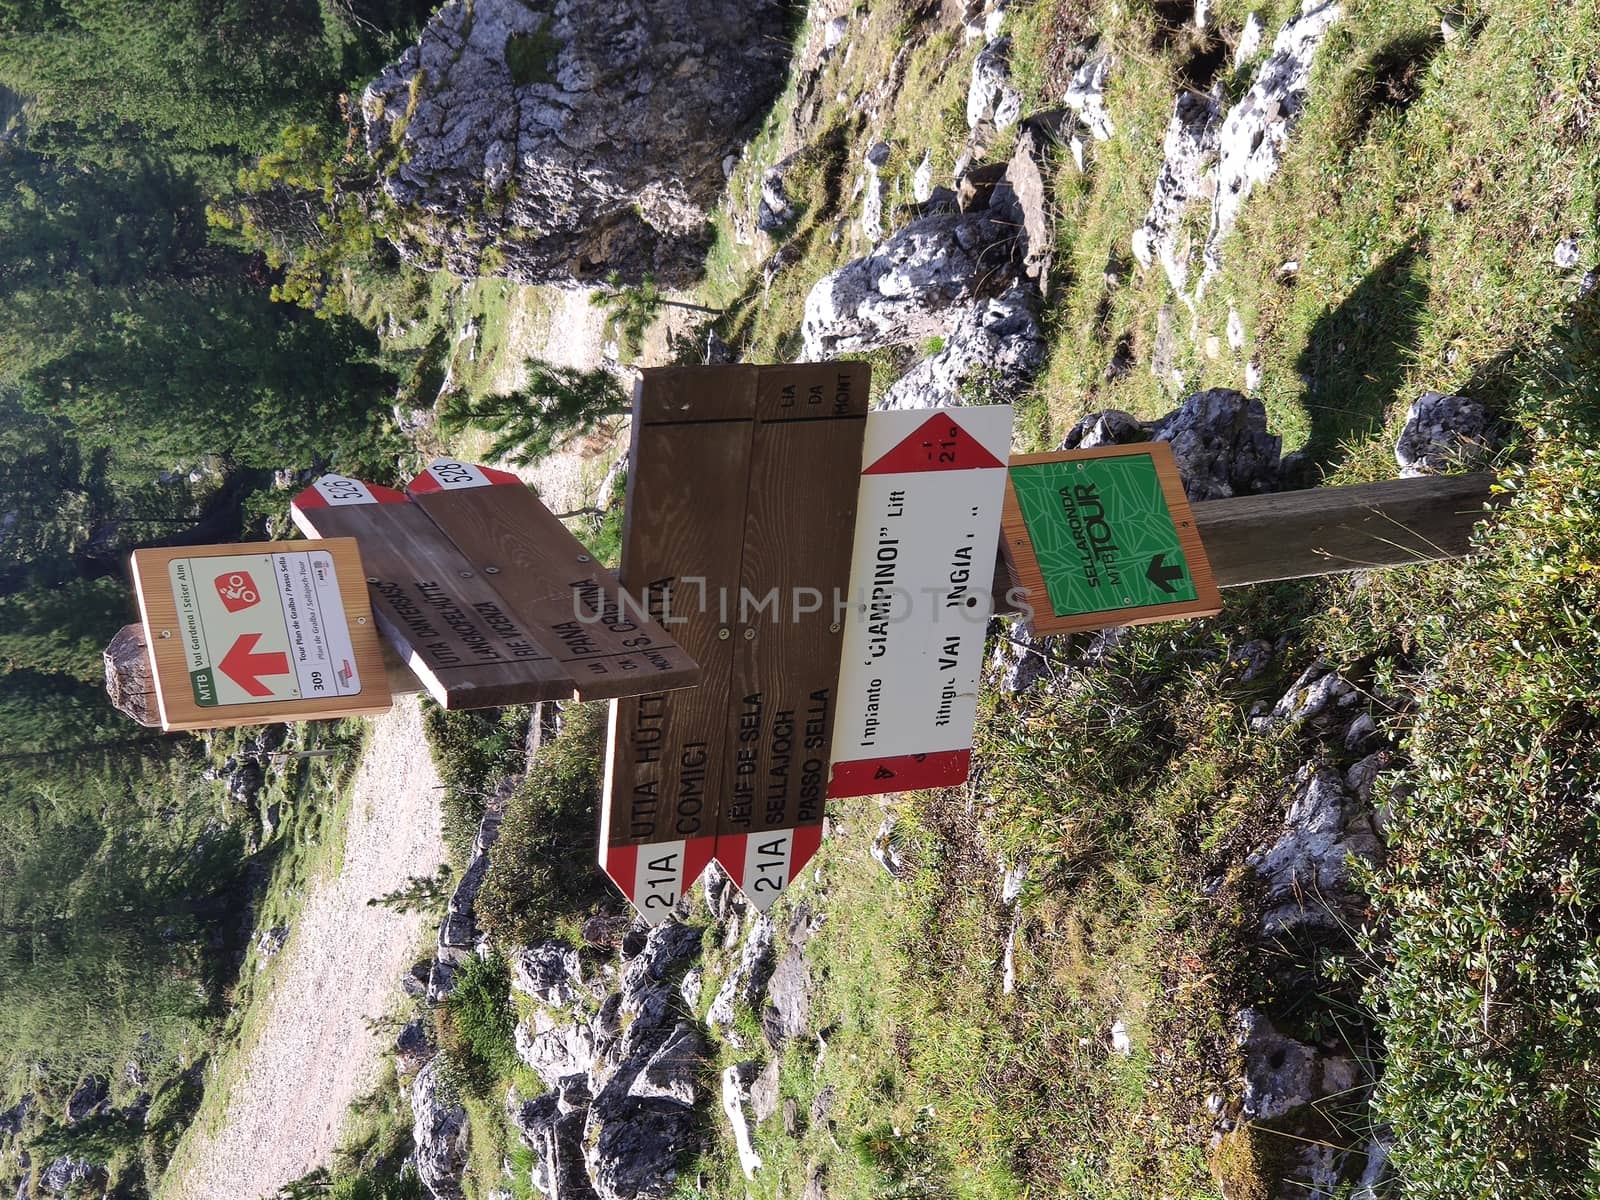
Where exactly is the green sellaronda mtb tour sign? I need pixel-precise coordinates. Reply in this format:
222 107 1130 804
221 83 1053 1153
1001 444 1222 635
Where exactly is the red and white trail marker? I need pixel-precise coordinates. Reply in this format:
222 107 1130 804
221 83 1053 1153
827 405 1014 798
403 459 526 493
716 825 826 911
598 837 720 923
291 473 409 510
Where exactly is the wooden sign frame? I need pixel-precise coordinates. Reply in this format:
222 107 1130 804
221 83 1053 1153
601 363 870 920
291 484 578 709
131 539 391 731
1000 443 1222 635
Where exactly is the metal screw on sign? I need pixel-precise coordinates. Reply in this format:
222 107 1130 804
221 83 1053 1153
367 576 379 585
458 570 473 579
484 566 500 575
160 630 171 639
576 554 591 564
357 617 367 625
830 622 841 633
717 628 731 641
743 628 755 640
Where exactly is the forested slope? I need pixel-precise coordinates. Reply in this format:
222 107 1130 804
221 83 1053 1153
0 3 435 1193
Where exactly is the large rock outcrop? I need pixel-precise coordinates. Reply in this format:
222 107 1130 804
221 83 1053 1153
1061 389 1283 500
361 0 793 286
800 211 1018 358
1131 89 1222 294
507 920 707 1200
1129 2 1341 299
800 207 1046 408
412 1060 470 1200
1201 2 1341 289
429 805 503 1003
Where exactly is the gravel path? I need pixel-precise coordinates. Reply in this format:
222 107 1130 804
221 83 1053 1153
163 698 446 1200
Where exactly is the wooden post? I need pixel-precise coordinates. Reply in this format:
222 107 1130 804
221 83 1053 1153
1189 472 1500 586
104 623 160 728
993 472 1501 612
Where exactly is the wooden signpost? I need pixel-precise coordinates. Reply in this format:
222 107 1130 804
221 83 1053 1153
827 405 1014 797
1001 444 1222 635
291 475 577 707
601 364 869 919
602 368 761 919
291 464 700 707
105 359 1504 928
130 539 391 731
406 462 701 699
713 367 866 908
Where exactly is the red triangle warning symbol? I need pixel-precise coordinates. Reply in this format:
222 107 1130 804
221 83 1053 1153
874 765 895 780
863 414 1006 474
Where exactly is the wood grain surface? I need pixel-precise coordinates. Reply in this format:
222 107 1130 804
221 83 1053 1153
603 410 756 855
1189 472 1500 585
992 471 1502 609
292 498 577 708
634 363 759 426
717 366 867 845
408 483 700 701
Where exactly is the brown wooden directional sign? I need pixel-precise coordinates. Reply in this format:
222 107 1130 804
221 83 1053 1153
601 363 869 920
290 475 576 708
713 366 865 907
405 460 701 701
602 366 759 920
131 538 391 731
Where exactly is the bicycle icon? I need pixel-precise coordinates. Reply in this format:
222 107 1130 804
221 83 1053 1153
214 570 262 612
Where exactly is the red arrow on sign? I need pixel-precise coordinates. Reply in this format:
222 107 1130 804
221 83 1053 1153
219 633 290 697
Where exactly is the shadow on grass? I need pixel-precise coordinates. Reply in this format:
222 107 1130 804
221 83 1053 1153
1333 31 1446 150
1293 239 1430 473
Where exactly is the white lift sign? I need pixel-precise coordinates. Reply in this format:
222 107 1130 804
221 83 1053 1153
828 405 1013 797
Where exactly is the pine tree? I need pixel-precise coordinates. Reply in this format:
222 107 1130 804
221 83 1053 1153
436 360 631 467
589 272 722 358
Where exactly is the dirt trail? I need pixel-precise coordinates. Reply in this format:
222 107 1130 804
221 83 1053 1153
162 699 446 1200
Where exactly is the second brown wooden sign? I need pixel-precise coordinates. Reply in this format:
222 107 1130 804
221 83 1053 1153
601 363 869 920
291 465 699 708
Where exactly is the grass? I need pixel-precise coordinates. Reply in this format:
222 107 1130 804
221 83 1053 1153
505 25 559 88
700 4 985 366
1355 294 1600 1198
682 577 1328 1199
346 263 559 415
679 1 1600 1198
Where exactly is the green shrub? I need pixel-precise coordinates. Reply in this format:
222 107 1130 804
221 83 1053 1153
434 359 629 468
477 703 613 946
276 1167 425 1200
420 703 532 863
505 26 559 87
1365 293 1600 1197
435 953 518 1101
141 1064 204 1180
